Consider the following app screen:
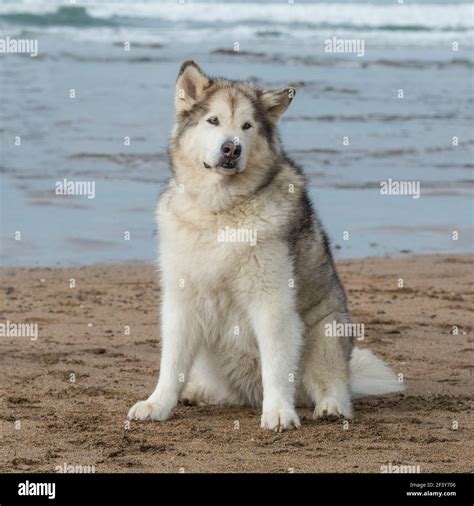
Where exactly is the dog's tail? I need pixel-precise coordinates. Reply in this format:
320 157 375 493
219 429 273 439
350 347 405 398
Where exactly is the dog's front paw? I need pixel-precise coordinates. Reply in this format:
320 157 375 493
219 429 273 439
260 406 301 432
313 396 352 420
127 399 174 422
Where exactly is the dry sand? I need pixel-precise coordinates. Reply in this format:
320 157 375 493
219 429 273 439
0 255 472 473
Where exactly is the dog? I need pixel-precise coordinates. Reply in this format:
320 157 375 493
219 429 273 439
128 61 404 431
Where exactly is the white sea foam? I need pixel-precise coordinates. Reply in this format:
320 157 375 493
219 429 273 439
1 1 472 31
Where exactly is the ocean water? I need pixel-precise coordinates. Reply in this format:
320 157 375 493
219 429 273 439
0 0 473 266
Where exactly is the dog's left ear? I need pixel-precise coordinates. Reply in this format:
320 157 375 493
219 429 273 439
175 60 211 113
261 87 295 123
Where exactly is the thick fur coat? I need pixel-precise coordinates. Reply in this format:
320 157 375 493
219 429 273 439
128 61 403 431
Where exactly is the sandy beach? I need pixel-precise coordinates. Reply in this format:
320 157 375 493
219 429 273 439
1 254 472 473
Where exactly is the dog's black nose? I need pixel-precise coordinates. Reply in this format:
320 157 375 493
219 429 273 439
220 141 241 160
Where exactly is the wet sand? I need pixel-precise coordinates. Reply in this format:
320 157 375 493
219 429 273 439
0 254 472 473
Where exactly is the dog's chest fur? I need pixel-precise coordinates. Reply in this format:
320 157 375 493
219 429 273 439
156 185 287 355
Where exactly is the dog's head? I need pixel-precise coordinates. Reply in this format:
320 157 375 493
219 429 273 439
172 60 295 177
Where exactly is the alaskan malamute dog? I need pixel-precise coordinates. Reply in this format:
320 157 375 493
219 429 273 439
128 61 403 431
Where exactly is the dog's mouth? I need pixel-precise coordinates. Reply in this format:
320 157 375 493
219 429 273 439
203 161 240 175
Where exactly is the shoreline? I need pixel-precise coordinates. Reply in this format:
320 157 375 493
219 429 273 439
1 254 472 472
2 250 471 270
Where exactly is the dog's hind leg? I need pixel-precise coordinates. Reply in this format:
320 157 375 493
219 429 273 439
301 311 353 419
180 347 239 405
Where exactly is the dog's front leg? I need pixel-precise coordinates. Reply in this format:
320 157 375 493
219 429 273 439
247 281 303 432
128 290 199 422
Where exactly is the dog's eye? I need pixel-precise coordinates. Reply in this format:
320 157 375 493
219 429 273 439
207 116 219 126
242 122 252 130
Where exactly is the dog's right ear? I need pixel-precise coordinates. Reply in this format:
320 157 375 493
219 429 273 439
175 61 211 113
